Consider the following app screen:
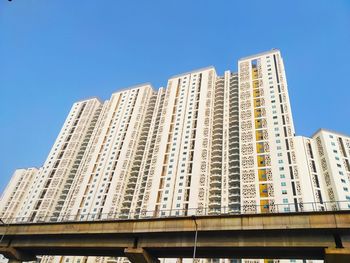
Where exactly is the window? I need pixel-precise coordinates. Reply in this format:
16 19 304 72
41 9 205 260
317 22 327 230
282 190 287 194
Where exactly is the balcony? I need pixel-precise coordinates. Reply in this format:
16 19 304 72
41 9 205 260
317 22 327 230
228 182 240 189
257 155 267 167
212 144 222 151
258 169 267 182
128 176 138 183
251 70 258 80
259 184 268 198
260 199 270 213
254 99 262 108
213 122 223 129
255 131 264 141
256 142 265 153
228 189 240 196
213 132 223 140
255 119 263 129
127 181 137 188
211 155 221 162
209 201 221 208
252 80 259 89
125 188 134 195
211 166 222 174
210 186 221 193
254 109 262 119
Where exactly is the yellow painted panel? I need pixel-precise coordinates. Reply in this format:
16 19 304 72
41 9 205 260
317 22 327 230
255 119 262 128
258 169 267 181
259 184 268 198
257 155 266 167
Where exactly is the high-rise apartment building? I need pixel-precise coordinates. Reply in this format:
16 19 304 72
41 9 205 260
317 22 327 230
293 136 325 211
14 98 103 222
59 85 155 221
0 168 38 220
238 50 310 213
312 129 350 210
1 49 348 263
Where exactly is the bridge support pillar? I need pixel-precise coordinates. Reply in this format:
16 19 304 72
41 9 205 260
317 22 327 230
124 248 159 263
0 247 36 263
325 248 350 263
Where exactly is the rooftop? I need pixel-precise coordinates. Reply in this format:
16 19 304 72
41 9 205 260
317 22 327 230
169 66 216 79
238 48 281 61
312 128 350 139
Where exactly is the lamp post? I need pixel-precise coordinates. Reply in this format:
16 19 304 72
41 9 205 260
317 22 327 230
0 218 7 244
191 215 198 262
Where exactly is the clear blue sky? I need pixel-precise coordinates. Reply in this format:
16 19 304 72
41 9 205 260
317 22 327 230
0 0 349 193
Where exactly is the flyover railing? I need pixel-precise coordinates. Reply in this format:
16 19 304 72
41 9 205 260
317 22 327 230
1 200 350 225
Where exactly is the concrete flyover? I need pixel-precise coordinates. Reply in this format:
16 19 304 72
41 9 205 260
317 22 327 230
0 211 350 263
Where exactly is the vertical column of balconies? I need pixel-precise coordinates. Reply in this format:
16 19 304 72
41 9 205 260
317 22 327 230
59 101 110 220
153 81 181 217
55 105 103 219
134 91 165 216
209 77 224 213
306 139 325 210
120 93 158 218
227 73 240 212
30 101 97 221
252 59 273 213
140 85 171 217
107 88 153 216
337 136 350 198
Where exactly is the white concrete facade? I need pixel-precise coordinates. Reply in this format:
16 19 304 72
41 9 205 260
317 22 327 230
294 136 325 211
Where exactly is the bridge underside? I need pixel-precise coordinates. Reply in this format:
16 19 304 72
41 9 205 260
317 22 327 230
7 246 327 260
2 230 349 261
1 211 350 262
